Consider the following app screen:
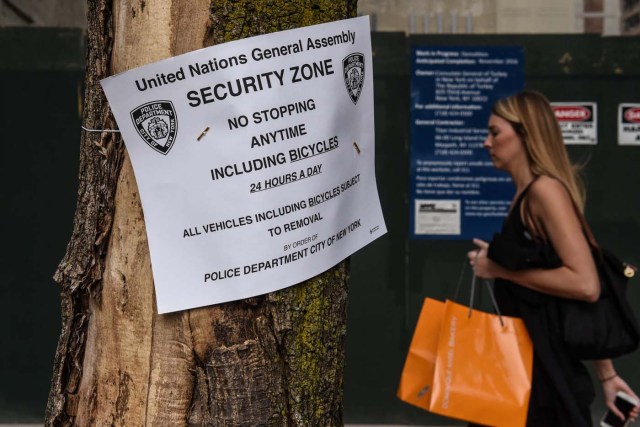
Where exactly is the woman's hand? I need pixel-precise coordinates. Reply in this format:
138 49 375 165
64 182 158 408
467 239 503 279
602 374 640 422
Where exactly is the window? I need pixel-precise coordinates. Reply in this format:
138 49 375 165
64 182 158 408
623 12 640 31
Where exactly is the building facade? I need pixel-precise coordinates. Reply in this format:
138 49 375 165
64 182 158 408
358 0 629 35
622 0 640 34
1 0 636 36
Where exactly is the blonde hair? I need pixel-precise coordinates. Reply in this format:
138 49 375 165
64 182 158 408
492 90 586 211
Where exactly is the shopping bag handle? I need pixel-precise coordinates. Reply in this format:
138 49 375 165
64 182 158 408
470 274 504 327
468 252 505 327
453 253 504 326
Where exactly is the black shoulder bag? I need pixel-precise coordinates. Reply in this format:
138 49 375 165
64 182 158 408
559 216 640 360
489 194 640 360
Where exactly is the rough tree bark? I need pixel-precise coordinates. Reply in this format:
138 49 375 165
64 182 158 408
46 1 358 425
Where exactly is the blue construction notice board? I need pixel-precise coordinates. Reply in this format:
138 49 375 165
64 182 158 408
410 46 524 240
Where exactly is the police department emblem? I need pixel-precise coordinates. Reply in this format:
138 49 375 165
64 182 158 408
343 53 365 105
130 101 178 155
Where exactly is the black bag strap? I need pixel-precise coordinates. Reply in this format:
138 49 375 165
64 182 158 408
553 184 636 278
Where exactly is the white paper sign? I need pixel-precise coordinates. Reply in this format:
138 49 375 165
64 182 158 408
551 102 597 145
414 199 461 235
619 104 640 145
100 16 386 313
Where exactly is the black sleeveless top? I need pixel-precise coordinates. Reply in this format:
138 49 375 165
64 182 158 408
487 179 595 427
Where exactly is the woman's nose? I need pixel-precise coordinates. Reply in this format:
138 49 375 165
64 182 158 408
483 135 492 148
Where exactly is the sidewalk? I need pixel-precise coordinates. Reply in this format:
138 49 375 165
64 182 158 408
0 425 458 427
1 425 448 427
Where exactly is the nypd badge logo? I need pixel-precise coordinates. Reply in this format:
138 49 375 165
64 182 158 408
343 53 365 105
130 101 178 155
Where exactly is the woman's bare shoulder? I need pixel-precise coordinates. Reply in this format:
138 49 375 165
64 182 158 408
526 175 575 219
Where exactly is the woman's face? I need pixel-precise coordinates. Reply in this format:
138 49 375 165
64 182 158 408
484 114 526 171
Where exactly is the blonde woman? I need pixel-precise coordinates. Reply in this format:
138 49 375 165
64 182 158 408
468 90 639 426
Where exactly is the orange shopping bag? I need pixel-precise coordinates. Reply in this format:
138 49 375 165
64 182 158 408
397 298 446 410
429 298 533 427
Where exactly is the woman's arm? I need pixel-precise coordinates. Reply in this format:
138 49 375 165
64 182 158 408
594 359 640 422
469 176 599 301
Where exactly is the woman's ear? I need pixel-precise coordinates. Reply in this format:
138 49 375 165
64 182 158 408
513 122 526 139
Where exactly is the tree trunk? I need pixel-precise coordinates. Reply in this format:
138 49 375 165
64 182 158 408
46 1 357 425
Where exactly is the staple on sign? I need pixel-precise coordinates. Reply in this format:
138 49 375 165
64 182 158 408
197 126 211 141
81 126 120 133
